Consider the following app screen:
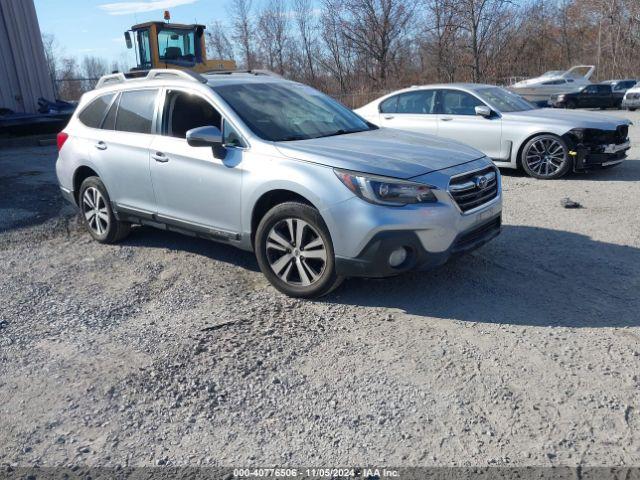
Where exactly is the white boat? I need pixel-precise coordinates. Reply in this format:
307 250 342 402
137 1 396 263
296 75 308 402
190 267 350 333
510 65 595 104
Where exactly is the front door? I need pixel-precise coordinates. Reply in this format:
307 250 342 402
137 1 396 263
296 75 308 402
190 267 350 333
435 89 503 161
149 88 243 236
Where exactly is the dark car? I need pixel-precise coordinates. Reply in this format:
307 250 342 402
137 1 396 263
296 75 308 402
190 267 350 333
549 83 624 109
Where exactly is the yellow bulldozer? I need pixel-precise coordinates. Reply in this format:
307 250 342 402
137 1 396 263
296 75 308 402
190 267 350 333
124 11 236 73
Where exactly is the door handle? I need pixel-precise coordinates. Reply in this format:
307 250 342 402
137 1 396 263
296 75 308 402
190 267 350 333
441 117 453 122
152 152 168 163
95 141 107 150
383 115 395 120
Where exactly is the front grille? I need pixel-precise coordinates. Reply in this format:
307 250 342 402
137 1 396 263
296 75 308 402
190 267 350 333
448 166 499 213
628 93 640 100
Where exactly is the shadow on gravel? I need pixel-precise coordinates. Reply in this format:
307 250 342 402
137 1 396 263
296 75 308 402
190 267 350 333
324 225 640 328
121 226 260 272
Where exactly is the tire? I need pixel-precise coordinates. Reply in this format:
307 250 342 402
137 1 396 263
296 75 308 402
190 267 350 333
629 108 637 112
520 134 572 179
78 176 130 244
566 100 577 109
255 201 342 298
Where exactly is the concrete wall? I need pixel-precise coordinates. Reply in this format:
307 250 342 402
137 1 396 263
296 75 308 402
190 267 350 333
0 0 55 113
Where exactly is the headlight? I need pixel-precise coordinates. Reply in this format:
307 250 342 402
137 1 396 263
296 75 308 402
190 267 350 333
334 169 437 206
557 94 566 100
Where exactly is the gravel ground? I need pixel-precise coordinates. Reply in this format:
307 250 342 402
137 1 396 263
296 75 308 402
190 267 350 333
1 110 639 469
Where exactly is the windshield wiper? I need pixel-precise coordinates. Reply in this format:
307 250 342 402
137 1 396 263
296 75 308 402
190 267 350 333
279 135 309 141
313 128 368 139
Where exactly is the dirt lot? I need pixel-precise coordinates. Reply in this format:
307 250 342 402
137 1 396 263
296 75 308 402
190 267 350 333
1 111 639 468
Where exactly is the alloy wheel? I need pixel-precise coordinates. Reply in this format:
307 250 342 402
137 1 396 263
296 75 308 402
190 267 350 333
82 187 110 236
266 218 327 287
525 137 567 177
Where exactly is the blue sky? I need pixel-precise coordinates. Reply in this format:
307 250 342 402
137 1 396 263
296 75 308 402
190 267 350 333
34 0 242 67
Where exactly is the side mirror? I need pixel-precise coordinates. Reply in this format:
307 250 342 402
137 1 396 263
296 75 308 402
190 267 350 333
186 126 223 147
475 105 492 118
124 32 132 49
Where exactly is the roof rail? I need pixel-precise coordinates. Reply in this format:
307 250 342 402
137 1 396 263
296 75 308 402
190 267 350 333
95 69 207 89
95 72 127 89
204 69 282 78
146 69 207 83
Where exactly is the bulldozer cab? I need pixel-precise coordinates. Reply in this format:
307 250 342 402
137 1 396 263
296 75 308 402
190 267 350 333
124 18 235 73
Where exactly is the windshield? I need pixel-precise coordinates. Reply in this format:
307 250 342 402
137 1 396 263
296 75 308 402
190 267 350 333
157 28 196 63
541 70 563 78
475 87 536 112
212 82 373 142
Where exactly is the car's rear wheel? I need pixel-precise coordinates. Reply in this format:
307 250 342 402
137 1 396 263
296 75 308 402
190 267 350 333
79 176 130 243
521 134 571 179
255 202 342 298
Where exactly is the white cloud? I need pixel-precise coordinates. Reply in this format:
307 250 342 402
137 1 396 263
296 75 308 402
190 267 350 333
98 0 198 16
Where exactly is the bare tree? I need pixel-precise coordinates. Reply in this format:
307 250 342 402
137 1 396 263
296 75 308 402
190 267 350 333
229 0 256 69
207 20 235 61
339 0 417 86
456 0 512 82
293 0 319 82
80 56 109 90
257 0 290 74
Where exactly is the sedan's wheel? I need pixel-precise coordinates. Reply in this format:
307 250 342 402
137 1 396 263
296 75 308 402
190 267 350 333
79 176 130 243
255 201 342 298
521 134 571 179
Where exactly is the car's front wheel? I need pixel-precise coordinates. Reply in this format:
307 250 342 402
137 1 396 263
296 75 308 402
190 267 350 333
520 134 572 179
255 202 342 298
79 176 130 243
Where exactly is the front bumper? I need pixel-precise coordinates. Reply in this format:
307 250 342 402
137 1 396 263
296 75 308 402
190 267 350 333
335 214 501 278
324 157 503 279
570 140 630 170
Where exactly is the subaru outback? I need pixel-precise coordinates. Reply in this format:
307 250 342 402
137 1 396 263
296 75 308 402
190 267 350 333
56 69 502 298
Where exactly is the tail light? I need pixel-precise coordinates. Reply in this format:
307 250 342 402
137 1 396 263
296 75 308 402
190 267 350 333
57 132 69 151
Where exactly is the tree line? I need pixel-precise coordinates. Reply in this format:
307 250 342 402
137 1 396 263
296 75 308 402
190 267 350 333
44 0 640 106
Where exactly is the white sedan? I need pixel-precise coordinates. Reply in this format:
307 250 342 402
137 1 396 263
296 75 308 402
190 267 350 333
355 84 631 179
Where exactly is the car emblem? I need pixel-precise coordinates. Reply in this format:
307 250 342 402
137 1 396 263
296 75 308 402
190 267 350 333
474 175 489 190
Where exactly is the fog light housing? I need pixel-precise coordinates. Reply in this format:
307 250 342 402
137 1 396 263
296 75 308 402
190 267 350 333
389 247 408 267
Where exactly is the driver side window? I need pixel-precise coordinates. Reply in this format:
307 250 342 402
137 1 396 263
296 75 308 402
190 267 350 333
163 90 221 138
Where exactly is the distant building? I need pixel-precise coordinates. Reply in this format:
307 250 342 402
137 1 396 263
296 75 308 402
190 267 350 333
0 0 55 113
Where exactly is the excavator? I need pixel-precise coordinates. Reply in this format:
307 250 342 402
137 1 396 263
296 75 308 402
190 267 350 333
124 10 236 73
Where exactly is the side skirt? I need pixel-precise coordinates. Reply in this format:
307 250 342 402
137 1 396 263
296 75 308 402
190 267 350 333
112 203 242 245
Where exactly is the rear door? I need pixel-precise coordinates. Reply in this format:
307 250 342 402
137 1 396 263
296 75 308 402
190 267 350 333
148 88 244 236
376 89 439 135
88 89 159 214
435 89 502 160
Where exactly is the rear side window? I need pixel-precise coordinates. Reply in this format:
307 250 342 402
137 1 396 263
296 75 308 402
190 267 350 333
78 93 115 128
115 90 157 134
396 90 436 114
163 90 221 138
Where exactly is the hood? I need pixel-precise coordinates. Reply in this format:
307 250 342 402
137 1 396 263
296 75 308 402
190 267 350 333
275 128 485 179
503 108 631 129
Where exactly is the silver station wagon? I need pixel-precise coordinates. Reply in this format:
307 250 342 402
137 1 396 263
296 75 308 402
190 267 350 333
56 70 502 297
